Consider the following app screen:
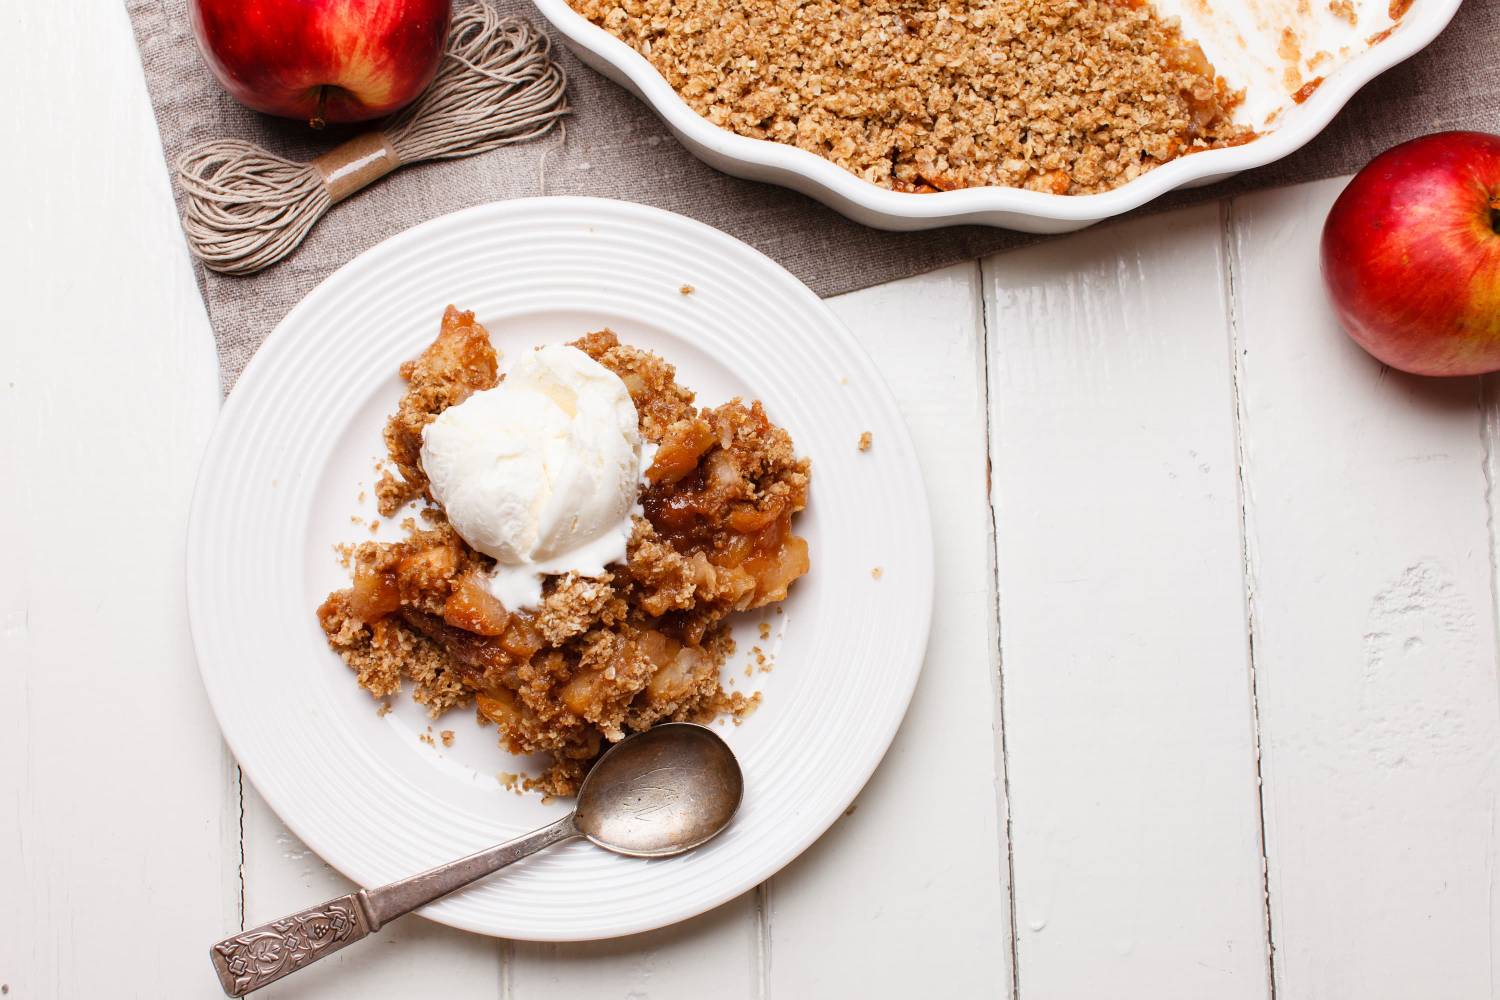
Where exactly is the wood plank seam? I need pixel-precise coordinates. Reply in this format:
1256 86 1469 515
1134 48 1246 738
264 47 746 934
1478 375 1500 1000
1221 198 1282 1000
754 882 770 999
977 255 1023 1000
237 767 247 932
1480 375 1500 710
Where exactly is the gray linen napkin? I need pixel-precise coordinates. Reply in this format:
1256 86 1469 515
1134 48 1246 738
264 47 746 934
125 0 1497 392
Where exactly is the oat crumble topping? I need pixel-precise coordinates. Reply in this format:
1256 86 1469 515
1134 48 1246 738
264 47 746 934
570 0 1250 194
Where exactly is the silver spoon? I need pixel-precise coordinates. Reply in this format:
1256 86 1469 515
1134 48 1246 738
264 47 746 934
210 722 743 997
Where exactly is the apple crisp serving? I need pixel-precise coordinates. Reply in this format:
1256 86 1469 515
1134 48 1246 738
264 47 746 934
569 0 1251 194
318 308 810 795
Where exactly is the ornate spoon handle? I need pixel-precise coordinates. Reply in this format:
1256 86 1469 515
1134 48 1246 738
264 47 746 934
209 815 579 996
209 893 374 997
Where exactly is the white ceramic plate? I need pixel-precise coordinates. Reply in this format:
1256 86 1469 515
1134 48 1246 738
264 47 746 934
531 0 1462 233
186 197 934 940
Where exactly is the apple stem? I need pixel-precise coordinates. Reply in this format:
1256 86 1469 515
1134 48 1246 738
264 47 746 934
310 86 329 130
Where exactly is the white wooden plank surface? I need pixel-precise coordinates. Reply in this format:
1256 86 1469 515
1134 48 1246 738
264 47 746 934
983 205 1272 998
242 787 503 999
0 2 228 997
763 263 1014 997
509 896 760 998
1228 179 1500 999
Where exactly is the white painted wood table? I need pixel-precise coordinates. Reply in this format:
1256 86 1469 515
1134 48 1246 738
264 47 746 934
4 4 1498 998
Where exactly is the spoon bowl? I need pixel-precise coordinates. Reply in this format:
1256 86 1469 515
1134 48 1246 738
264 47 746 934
576 722 744 857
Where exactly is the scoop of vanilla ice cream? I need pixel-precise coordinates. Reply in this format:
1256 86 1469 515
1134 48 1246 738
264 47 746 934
419 344 647 610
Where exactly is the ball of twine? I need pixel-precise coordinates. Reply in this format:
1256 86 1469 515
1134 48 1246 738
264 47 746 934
175 4 569 276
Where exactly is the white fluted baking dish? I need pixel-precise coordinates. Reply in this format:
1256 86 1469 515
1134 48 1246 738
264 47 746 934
530 0 1463 233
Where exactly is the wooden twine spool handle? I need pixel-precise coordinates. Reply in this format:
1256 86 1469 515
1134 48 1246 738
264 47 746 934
174 4 568 276
313 133 403 204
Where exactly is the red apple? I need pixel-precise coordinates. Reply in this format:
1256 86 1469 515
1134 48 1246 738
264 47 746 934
189 0 451 126
1320 131 1500 376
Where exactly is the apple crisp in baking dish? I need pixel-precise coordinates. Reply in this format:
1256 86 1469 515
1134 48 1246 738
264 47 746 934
569 0 1252 195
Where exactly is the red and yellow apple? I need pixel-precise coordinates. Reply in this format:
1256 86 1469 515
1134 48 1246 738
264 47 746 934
1320 131 1500 376
189 0 451 126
